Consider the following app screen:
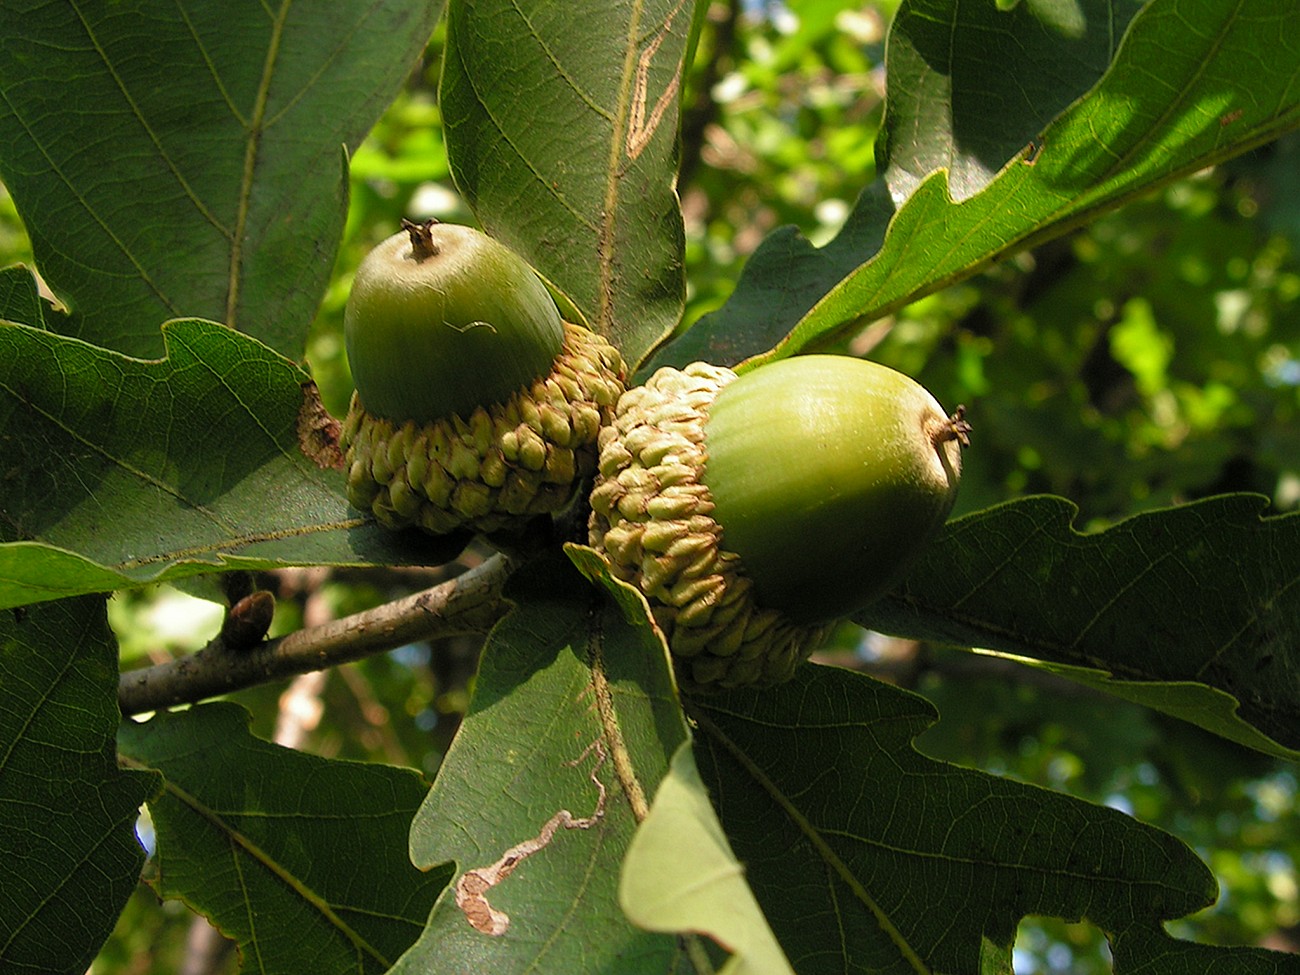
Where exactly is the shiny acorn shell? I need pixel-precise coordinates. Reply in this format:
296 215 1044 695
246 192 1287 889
344 220 564 424
702 354 965 624
588 354 968 691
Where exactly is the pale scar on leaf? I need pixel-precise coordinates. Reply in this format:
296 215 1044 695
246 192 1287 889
455 740 609 936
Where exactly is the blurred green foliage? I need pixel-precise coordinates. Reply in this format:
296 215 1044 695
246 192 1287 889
678 0 896 326
899 163 1300 525
2 2 1295 972
0 183 31 269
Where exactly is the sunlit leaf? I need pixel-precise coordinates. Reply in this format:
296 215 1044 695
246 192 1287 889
660 0 1300 369
879 0 1145 206
441 0 688 368
621 742 795 975
393 553 691 973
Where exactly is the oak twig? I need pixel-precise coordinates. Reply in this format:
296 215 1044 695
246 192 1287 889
118 555 514 716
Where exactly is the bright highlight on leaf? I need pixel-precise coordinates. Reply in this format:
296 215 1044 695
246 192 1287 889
621 743 795 975
661 0 1300 370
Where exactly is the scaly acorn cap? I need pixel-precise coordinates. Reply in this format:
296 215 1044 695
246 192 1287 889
340 220 626 534
588 355 969 692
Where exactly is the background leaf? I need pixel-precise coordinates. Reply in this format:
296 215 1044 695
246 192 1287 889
0 264 45 331
977 652 1300 763
659 0 1300 369
0 277 465 610
440 0 689 368
393 553 691 973
0 597 159 974
0 0 439 358
117 702 445 975
864 494 1300 755
690 663 1253 975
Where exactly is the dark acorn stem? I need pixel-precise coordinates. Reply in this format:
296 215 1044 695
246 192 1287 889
400 217 441 262
929 404 972 449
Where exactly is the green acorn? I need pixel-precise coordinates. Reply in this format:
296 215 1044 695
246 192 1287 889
340 219 626 535
588 354 969 692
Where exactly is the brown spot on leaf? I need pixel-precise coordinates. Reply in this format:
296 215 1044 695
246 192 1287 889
626 1 686 161
298 381 345 470
455 742 608 936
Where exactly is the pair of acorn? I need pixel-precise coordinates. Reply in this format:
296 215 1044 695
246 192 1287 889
340 220 969 692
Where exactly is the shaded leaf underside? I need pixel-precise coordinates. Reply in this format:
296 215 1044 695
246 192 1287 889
865 494 1300 757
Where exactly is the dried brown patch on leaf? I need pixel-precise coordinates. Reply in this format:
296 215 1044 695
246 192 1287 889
298 381 345 470
455 742 608 936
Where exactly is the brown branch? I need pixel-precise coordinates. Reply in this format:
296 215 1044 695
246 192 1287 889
118 555 514 716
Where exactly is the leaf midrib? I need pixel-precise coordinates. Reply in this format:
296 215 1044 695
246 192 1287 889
229 0 293 328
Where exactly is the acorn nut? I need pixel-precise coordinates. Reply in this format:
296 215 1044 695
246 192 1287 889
588 354 969 692
340 219 626 535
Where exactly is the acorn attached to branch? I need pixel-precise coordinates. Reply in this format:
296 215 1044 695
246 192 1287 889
340 219 626 535
588 354 970 692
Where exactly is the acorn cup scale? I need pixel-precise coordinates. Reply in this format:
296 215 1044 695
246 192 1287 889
340 219 626 536
589 354 969 692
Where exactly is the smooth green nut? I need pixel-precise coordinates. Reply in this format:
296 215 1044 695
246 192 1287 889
588 355 968 691
703 354 966 623
346 218 563 423
340 219 626 535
